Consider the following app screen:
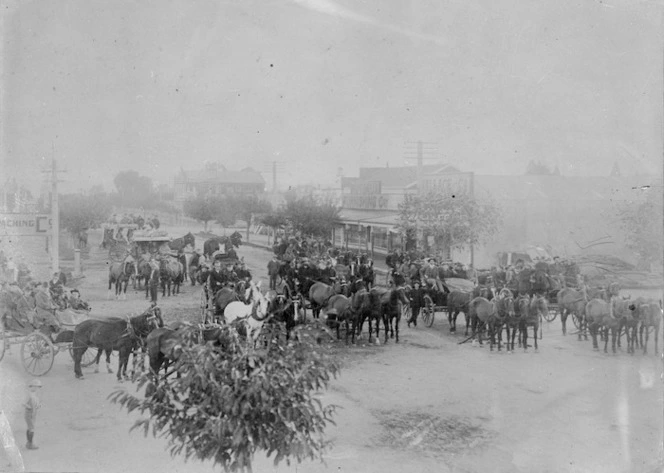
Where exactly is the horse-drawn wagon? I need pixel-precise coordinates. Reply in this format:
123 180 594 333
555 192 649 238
0 307 96 376
415 277 478 328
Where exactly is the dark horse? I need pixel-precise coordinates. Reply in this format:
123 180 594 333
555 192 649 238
207 281 249 323
72 308 163 380
146 322 232 377
369 286 410 343
308 280 349 319
160 257 183 296
108 259 135 300
168 232 195 253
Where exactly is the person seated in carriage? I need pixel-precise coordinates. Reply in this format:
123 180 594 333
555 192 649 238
319 260 337 285
34 282 61 342
235 261 252 282
68 288 90 311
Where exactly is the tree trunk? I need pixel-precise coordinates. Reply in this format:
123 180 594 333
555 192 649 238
245 221 251 243
203 220 208 232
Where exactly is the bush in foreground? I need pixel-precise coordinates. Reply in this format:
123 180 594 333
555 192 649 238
110 324 341 473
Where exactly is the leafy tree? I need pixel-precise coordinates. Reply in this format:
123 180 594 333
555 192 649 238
616 187 663 270
231 195 272 242
109 324 340 473
113 170 154 207
183 196 222 232
214 198 238 232
59 193 112 248
281 196 340 239
525 160 553 175
396 191 501 254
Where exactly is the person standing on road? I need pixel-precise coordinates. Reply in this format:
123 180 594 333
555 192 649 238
148 260 160 304
267 255 280 290
408 281 425 328
24 379 42 450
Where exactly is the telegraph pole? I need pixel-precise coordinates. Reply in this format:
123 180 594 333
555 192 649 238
51 159 60 272
42 158 65 273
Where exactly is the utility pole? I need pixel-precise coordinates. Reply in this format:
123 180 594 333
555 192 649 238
51 159 60 273
42 158 65 273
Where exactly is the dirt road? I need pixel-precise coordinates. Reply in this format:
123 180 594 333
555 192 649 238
1 228 662 473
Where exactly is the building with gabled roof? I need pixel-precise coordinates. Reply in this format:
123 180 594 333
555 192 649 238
173 162 266 207
335 163 662 269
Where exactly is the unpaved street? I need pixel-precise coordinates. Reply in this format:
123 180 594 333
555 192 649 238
1 228 662 473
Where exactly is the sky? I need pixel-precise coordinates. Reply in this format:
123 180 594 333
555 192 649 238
1 0 662 194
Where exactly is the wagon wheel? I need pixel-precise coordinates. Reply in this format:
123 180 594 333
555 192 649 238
21 332 55 377
571 312 581 330
200 288 209 323
401 304 412 322
543 305 557 322
68 345 97 368
422 295 435 328
0 327 5 363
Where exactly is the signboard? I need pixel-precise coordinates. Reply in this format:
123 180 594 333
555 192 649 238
0 213 52 236
420 172 473 196
342 194 389 210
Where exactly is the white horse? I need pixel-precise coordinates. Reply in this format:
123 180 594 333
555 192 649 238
223 281 271 343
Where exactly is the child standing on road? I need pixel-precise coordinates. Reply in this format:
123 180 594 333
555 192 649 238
24 379 42 450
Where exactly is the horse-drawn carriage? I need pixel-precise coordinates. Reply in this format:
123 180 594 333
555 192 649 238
413 277 479 328
0 301 97 376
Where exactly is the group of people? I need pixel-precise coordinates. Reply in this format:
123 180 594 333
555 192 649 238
205 257 253 304
385 249 479 289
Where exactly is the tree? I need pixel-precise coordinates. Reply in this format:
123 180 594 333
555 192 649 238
525 160 553 175
214 198 238 232
109 324 340 473
183 196 222 232
396 191 501 255
231 195 272 242
616 187 663 270
59 193 112 248
281 196 340 239
113 170 154 207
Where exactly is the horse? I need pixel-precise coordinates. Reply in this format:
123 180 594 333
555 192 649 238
637 299 662 355
146 322 229 377
223 282 271 344
160 257 184 297
468 296 514 351
168 232 195 254
108 259 136 300
308 280 348 319
264 292 305 342
72 308 163 380
203 238 224 258
323 294 353 342
584 298 634 353
557 288 588 338
134 259 152 295
207 281 251 324
446 290 473 335
188 252 202 286
368 286 410 343
520 295 548 352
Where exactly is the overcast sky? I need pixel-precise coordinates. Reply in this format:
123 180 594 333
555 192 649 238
2 0 662 194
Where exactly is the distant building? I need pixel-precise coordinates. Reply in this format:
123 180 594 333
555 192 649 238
336 163 662 268
1 178 36 213
173 162 265 207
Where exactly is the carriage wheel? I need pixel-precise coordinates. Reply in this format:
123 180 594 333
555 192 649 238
571 312 581 330
68 345 97 368
543 305 557 322
0 327 6 363
422 295 435 328
402 304 412 322
21 332 55 377
200 289 208 323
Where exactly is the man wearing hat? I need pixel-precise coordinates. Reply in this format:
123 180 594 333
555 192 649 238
408 281 425 327
34 282 61 341
24 379 43 450
267 255 280 290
